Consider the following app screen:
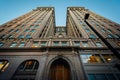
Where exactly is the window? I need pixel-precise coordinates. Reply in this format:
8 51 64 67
74 41 80 46
34 26 39 28
0 60 9 72
61 41 68 46
32 41 39 47
11 60 39 80
31 29 36 32
107 29 112 33
102 54 117 63
8 35 14 39
0 34 5 39
24 29 29 32
106 74 116 80
15 29 20 33
18 35 24 38
88 74 96 80
82 41 89 47
108 34 113 38
41 41 47 46
114 34 119 38
26 35 31 39
101 28 106 32
18 42 25 47
80 54 103 63
96 42 103 47
9 29 14 32
53 41 59 46
10 42 17 47
90 34 96 38
86 29 90 33
0 42 4 47
95 74 107 80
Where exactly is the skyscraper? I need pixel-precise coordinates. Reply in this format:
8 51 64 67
0 7 120 80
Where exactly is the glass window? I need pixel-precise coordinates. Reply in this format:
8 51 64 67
74 41 80 46
96 42 103 47
41 41 47 46
11 60 39 80
0 60 9 72
0 34 5 39
34 26 39 28
0 42 4 47
106 74 116 80
80 54 103 63
15 29 20 33
107 29 112 33
108 34 113 38
53 41 59 46
88 74 96 80
90 34 96 38
86 29 90 33
9 29 14 32
24 29 29 32
114 34 119 38
18 42 25 47
26 35 31 39
61 41 68 46
95 74 107 80
8 35 14 39
101 28 106 32
31 29 36 32
18 35 24 38
32 41 39 47
82 41 89 47
101 54 117 63
10 42 17 47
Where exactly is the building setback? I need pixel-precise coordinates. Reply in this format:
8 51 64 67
0 7 120 80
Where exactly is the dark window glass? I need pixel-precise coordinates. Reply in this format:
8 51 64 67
88 74 96 80
0 60 9 72
26 35 31 39
0 42 4 47
90 34 96 38
95 74 107 80
106 74 116 80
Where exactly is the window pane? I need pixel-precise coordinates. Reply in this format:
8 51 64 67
96 42 103 47
18 35 24 38
61 41 68 46
108 34 113 38
0 35 5 39
32 41 39 47
106 74 116 80
41 41 47 46
26 35 31 39
74 41 80 46
86 29 90 33
0 42 4 47
8 35 14 39
83 41 89 47
94 54 104 63
24 29 29 32
95 74 107 80
88 74 96 80
90 34 96 38
0 60 9 72
53 41 59 46
18 42 25 47
10 42 17 47
31 29 36 32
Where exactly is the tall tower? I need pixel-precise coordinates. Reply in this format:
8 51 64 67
0 7 120 80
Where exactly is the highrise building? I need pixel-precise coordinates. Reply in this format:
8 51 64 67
0 7 120 80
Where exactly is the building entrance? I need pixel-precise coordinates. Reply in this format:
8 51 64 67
49 58 71 80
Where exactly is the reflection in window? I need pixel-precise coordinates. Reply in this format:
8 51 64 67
18 42 25 47
108 34 113 38
10 42 17 47
8 35 14 39
74 41 80 46
53 41 59 46
61 41 68 46
82 41 89 47
24 29 29 32
96 42 103 47
0 34 5 39
95 74 107 80
0 42 4 47
11 60 39 80
114 34 119 38
41 41 47 46
26 35 31 39
80 54 103 63
102 54 117 63
18 35 24 38
90 34 96 38
0 60 9 72
15 29 20 33
31 29 36 32
85 29 90 33
88 74 96 80
32 41 39 47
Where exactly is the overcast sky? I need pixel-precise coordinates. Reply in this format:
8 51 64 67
0 0 120 26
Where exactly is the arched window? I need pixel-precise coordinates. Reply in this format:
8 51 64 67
11 60 39 80
0 60 9 72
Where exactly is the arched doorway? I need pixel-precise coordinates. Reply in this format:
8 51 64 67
49 58 71 80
